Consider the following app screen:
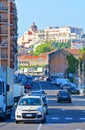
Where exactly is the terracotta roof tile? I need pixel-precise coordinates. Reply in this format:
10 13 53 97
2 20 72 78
64 49 79 55
19 55 47 59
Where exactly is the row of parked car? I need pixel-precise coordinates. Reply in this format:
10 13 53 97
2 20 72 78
15 89 48 123
51 78 80 94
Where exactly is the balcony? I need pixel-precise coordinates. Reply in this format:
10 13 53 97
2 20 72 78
0 30 8 36
0 54 8 59
0 6 8 12
0 18 8 23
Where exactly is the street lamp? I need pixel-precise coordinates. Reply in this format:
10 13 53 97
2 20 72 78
14 52 20 74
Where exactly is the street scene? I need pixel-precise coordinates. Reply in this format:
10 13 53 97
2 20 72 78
0 79 85 130
0 0 85 130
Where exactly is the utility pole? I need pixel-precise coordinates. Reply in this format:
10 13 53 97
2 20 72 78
8 0 11 68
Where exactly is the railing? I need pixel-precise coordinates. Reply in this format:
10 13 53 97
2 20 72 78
0 18 8 22
0 30 8 34
0 6 8 11
0 54 8 59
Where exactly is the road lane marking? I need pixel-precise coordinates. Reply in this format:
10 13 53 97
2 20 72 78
79 118 85 120
73 103 85 113
51 117 59 120
37 124 42 130
65 117 73 120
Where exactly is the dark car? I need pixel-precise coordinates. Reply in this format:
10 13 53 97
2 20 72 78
67 87 80 94
57 90 72 103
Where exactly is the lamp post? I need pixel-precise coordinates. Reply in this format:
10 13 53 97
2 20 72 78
14 53 20 74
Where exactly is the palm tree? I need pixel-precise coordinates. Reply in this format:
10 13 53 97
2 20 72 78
79 47 85 94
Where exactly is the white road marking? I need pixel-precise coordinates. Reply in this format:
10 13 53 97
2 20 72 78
65 117 73 120
79 118 85 120
73 103 85 113
51 117 59 120
37 124 42 130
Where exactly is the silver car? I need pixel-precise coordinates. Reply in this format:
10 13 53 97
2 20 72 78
15 95 46 123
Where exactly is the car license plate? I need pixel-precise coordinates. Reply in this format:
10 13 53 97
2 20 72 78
26 114 32 117
62 96 67 98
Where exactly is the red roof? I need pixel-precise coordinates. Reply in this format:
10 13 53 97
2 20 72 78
19 55 47 60
64 49 79 55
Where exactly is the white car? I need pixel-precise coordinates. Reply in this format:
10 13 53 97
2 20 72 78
15 95 46 123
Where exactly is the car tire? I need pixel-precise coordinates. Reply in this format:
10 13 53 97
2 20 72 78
69 100 72 103
15 120 19 123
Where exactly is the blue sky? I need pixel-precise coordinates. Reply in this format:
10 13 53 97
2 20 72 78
15 0 85 37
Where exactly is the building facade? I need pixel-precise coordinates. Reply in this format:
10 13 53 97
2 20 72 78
71 38 85 49
0 0 18 68
48 49 79 78
17 23 84 50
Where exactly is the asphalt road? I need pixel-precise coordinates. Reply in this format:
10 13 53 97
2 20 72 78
0 81 85 130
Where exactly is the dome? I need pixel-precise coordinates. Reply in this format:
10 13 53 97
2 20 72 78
30 22 38 32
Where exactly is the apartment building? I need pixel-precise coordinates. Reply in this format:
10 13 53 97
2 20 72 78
0 0 18 68
44 26 83 42
71 38 85 49
17 23 84 50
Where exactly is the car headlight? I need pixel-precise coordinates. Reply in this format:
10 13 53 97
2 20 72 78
37 107 43 113
15 107 22 114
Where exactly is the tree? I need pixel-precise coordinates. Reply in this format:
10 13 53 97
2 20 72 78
34 41 55 55
79 47 85 91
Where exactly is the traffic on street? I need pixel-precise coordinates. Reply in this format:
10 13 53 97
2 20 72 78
0 79 85 130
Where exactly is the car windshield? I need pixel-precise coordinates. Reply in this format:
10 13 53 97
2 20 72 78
19 98 42 106
60 92 69 96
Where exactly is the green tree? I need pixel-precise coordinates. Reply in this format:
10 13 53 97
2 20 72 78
34 41 55 55
66 54 79 76
79 47 85 90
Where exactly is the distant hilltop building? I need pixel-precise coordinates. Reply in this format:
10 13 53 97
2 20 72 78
29 22 38 32
71 38 85 49
17 23 84 51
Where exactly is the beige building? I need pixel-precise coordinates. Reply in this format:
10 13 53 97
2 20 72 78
44 26 83 42
17 23 83 50
0 0 18 68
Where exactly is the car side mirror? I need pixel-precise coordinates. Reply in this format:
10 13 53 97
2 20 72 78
6 84 10 91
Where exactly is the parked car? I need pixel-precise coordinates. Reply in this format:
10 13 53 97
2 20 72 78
60 83 80 94
67 87 80 94
57 90 72 103
15 95 46 123
55 78 71 86
60 82 77 89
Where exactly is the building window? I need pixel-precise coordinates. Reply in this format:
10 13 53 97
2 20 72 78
0 2 2 9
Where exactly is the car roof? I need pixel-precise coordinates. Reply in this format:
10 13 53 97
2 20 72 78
57 90 69 93
21 95 41 99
